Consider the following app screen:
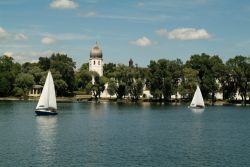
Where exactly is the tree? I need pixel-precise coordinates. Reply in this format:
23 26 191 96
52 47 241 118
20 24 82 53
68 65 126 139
38 57 50 71
0 77 11 97
85 73 106 102
128 79 143 102
75 63 92 91
0 55 21 96
147 59 182 102
103 63 116 78
107 79 117 98
178 67 199 99
38 53 76 95
226 56 250 104
15 73 35 96
186 53 221 102
22 62 43 84
50 53 76 94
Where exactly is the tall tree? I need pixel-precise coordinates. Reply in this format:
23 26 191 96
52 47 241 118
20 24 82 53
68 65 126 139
15 73 35 96
178 67 199 99
86 73 106 102
226 56 250 104
0 55 21 96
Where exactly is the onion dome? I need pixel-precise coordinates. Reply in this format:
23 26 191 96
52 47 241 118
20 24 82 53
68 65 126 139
90 42 103 58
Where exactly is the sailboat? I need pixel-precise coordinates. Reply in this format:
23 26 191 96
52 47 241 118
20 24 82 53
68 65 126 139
35 71 57 115
189 85 205 108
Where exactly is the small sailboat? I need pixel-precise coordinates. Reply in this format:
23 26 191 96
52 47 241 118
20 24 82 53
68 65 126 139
189 85 205 108
35 71 57 115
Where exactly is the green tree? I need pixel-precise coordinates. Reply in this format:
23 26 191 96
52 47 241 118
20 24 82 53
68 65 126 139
0 55 21 96
226 56 250 104
85 73 106 102
107 79 117 98
147 59 182 102
0 77 11 96
38 53 76 95
15 73 35 96
128 79 143 102
38 57 50 71
186 53 220 102
75 63 92 91
178 67 199 99
103 63 116 78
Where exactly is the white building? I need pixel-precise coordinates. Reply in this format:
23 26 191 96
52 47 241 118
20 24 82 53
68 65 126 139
89 42 103 76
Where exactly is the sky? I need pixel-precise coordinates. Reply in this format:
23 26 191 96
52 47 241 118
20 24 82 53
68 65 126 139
1 0 250 68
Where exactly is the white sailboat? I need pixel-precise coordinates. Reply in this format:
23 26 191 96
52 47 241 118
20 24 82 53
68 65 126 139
35 71 57 115
189 85 205 108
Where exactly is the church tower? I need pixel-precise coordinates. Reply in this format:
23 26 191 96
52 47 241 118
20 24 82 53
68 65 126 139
89 42 103 76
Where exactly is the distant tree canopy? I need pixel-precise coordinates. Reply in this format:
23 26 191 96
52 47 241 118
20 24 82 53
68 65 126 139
0 53 249 104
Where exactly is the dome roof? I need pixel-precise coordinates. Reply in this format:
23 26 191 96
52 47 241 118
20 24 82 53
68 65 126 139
90 43 102 58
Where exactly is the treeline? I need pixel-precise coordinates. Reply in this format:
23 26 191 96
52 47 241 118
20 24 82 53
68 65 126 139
0 53 249 104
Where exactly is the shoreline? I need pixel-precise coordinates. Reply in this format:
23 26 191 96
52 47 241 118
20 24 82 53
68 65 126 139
0 97 249 106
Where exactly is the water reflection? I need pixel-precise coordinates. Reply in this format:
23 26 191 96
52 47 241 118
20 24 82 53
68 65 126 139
35 116 57 165
190 108 205 113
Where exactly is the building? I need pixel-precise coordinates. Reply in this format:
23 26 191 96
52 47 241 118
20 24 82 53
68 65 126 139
28 85 43 97
89 42 103 76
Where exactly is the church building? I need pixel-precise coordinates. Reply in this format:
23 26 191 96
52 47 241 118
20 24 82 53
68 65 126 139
89 42 103 76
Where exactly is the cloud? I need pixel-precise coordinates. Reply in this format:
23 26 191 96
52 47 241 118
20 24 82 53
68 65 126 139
0 27 28 42
40 33 91 41
41 37 56 44
2 50 54 63
131 37 152 47
50 0 79 9
156 28 211 40
78 12 170 22
3 52 13 57
15 33 28 40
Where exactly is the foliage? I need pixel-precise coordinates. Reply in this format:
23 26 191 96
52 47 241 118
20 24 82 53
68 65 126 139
15 73 35 96
178 67 199 98
0 53 249 104
107 79 117 97
85 73 106 102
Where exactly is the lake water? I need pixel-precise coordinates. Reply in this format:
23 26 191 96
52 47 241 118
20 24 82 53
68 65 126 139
0 101 249 167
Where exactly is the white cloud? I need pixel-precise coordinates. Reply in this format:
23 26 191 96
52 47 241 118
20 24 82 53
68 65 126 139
156 28 211 40
40 32 91 41
78 12 170 22
131 36 152 47
15 33 28 40
3 52 13 57
50 0 79 9
0 27 28 42
2 50 54 63
0 27 8 39
41 37 56 44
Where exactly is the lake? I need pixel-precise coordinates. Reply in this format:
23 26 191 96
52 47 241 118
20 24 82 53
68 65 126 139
0 101 249 167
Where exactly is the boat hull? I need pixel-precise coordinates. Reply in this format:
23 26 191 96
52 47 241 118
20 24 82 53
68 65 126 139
188 105 205 109
35 110 58 116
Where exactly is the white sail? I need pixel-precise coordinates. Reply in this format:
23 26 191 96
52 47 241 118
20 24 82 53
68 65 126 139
190 85 205 108
36 71 57 110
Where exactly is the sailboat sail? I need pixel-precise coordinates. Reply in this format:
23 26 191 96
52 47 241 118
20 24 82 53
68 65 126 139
36 71 57 110
190 85 205 108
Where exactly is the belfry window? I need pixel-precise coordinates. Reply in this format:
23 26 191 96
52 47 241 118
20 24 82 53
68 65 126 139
93 61 95 65
98 61 100 65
